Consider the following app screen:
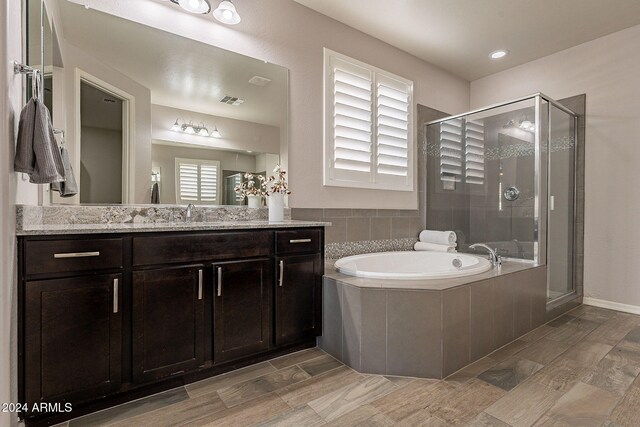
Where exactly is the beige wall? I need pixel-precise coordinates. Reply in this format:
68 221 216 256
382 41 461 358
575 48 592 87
151 143 257 205
2 0 23 425
80 126 123 203
68 0 470 209
152 104 280 155
58 42 152 204
470 24 640 309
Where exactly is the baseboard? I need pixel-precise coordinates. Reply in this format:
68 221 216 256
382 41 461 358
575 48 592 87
583 297 640 316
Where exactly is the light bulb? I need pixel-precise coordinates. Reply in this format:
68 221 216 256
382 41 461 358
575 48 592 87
213 1 241 25
198 128 209 137
177 0 211 14
489 50 508 60
170 119 181 132
210 126 222 138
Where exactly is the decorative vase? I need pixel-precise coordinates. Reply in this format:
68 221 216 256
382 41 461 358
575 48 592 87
268 193 285 222
247 195 262 209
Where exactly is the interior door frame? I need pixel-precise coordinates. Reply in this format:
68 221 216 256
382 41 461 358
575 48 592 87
74 68 135 203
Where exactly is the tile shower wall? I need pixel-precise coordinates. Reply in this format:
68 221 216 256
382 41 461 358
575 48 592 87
425 95 586 296
293 105 450 258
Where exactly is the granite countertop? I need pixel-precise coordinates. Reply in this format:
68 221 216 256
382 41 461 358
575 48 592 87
16 220 330 236
324 258 539 291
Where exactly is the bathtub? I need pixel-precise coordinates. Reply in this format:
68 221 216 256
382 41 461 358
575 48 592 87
334 251 492 280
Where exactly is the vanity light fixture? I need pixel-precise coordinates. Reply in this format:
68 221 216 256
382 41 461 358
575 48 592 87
171 0 212 14
210 125 222 138
213 0 241 25
489 49 508 59
519 120 535 132
170 119 222 138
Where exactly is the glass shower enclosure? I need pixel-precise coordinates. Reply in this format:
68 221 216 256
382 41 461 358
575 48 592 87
425 94 578 303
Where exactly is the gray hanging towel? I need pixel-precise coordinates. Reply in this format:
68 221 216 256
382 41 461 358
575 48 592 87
151 182 160 204
14 97 66 184
51 147 78 197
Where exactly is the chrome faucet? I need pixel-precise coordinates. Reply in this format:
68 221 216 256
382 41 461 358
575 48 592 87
185 204 195 223
469 243 502 267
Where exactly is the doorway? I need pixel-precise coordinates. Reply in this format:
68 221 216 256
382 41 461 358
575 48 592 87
79 81 124 203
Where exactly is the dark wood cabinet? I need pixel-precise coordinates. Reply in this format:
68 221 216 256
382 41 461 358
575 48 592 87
132 265 206 383
18 227 323 424
213 259 272 363
275 254 323 345
24 273 122 406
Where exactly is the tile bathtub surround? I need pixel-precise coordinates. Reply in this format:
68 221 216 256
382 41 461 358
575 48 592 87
320 265 548 378
60 306 640 427
17 204 291 229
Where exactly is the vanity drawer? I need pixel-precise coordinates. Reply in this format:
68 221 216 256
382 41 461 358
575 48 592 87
24 238 124 276
276 229 322 255
133 231 271 266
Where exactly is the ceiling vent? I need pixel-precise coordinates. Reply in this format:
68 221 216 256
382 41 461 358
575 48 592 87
248 75 272 87
220 96 245 106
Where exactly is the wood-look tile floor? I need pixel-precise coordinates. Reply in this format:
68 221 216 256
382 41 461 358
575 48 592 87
59 305 640 426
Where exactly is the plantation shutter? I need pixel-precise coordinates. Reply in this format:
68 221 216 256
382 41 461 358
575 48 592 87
376 74 411 187
177 161 199 202
324 49 413 191
200 163 219 203
176 159 220 205
328 56 374 183
440 118 463 183
464 120 485 185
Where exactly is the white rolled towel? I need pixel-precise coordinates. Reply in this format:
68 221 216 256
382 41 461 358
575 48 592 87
419 230 457 245
414 242 457 253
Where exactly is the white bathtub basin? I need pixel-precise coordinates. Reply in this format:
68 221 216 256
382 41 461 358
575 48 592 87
334 251 492 280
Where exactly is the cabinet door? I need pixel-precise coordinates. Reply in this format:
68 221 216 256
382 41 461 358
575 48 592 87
24 274 122 406
275 254 322 345
132 265 205 383
213 259 272 363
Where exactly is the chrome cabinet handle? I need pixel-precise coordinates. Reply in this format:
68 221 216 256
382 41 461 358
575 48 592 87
113 278 119 313
198 269 203 300
289 239 311 244
217 267 222 297
279 260 284 287
54 251 100 258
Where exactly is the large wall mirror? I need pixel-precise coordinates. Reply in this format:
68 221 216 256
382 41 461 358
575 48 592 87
27 0 288 206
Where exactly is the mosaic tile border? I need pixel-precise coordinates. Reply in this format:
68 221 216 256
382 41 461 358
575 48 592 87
325 237 418 259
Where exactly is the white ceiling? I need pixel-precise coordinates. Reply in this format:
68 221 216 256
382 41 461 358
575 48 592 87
56 0 288 127
294 0 640 81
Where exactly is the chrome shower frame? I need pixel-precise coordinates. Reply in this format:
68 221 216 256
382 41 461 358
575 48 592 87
426 93 580 306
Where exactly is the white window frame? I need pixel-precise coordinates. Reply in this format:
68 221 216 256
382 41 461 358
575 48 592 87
323 48 414 191
175 158 221 205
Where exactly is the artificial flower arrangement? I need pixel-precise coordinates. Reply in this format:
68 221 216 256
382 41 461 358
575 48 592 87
233 173 267 200
234 166 292 199
266 164 292 196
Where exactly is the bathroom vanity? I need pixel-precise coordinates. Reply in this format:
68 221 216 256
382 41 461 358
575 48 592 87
17 222 325 424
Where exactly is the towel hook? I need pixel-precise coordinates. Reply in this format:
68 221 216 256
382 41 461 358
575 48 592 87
31 69 42 101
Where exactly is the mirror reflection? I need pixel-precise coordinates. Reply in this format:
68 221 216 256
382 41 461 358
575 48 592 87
37 0 288 206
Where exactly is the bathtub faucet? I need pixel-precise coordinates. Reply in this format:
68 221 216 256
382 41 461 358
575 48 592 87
469 243 502 267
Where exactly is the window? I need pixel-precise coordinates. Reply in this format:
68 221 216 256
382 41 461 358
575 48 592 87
175 158 220 205
324 49 414 191
439 119 485 185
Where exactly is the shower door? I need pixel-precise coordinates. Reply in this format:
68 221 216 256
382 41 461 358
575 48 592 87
425 98 539 261
546 104 577 301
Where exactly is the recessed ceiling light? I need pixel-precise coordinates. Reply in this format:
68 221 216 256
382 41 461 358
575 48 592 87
489 50 508 60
